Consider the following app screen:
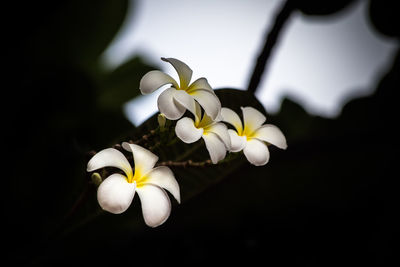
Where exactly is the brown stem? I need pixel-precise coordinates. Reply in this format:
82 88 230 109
157 159 212 167
108 128 159 152
126 129 158 145
247 0 295 93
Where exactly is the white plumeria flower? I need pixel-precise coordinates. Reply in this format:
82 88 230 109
175 102 231 164
140 57 221 121
87 144 180 228
220 106 287 166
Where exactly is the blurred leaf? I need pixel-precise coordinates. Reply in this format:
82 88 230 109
369 0 400 38
292 0 354 16
32 0 130 67
270 97 335 145
215 88 266 115
97 57 158 110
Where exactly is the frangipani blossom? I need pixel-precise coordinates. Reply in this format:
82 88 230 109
175 102 231 164
221 107 287 166
140 57 221 120
86 144 180 228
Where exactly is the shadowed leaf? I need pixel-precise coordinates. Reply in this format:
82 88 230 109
98 57 159 109
292 0 354 16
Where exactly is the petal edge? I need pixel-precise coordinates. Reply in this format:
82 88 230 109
157 87 186 120
97 173 136 214
143 166 181 204
252 124 287 150
136 184 171 227
243 139 270 166
87 148 132 178
140 70 178 95
175 117 203 144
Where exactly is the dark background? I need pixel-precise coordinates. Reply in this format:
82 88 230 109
4 0 399 266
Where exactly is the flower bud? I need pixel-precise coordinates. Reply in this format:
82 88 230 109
91 172 102 186
158 113 167 131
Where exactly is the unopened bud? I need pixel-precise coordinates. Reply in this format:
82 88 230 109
158 113 167 130
91 172 102 186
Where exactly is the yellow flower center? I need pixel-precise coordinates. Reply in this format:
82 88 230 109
239 122 256 139
126 167 147 187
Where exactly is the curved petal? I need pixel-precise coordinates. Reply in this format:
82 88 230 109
136 184 171 228
187 77 214 94
242 107 266 135
97 173 136 214
243 139 270 166
122 143 158 176
189 89 221 120
202 132 227 164
139 70 178 95
175 117 203 143
173 90 196 117
193 101 202 124
252 124 287 150
205 123 231 150
87 148 132 178
161 57 192 89
220 107 243 134
228 129 246 152
143 166 180 204
157 87 186 120
198 110 216 128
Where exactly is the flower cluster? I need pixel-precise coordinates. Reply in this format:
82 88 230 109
87 58 287 227
87 144 180 227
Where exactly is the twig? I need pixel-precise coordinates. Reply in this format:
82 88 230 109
157 159 212 167
127 128 158 145
247 0 295 93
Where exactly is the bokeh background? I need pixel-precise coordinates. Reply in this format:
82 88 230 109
5 0 399 265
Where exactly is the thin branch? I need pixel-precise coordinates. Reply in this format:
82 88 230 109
127 128 158 145
157 159 212 167
247 0 295 93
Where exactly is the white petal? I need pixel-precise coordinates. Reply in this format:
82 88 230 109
241 107 266 135
187 77 214 94
97 173 136 214
220 107 243 134
139 70 178 95
198 110 215 127
252 124 287 150
173 90 197 117
193 101 202 124
122 143 158 175
144 166 180 204
205 123 231 150
87 148 132 178
228 129 247 152
175 117 203 143
243 139 270 166
157 87 186 120
162 57 192 89
190 89 221 120
136 184 171 227
202 132 227 164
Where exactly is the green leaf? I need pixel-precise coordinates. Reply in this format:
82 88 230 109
369 0 400 38
97 57 159 110
215 88 267 115
26 0 130 70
